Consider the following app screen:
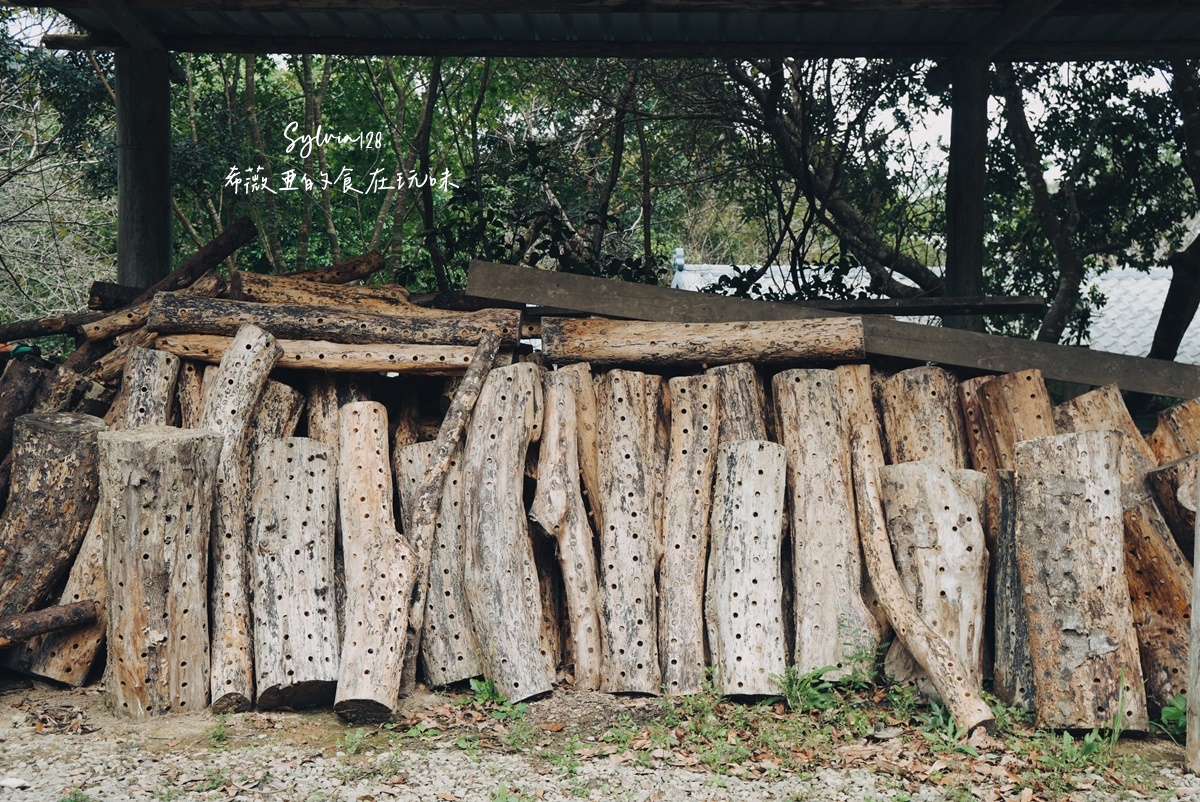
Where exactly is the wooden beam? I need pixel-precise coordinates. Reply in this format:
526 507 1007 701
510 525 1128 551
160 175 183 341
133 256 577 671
787 296 1044 315
86 0 186 81
962 0 1065 61
466 262 1200 398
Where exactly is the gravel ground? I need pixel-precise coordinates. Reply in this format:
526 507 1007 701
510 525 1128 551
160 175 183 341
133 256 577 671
1 683 1198 802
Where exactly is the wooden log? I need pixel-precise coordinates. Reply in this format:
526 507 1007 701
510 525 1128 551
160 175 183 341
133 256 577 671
977 369 1056 470
101 426 222 718
774 368 885 679
1190 467 1200 773
1013 431 1149 731
1148 398 1200 466
0 357 51 460
147 294 521 347
387 382 421 463
705 362 767 443
82 269 226 342
0 601 98 650
120 347 180 427
245 380 305 473
1150 454 1197 557
841 363 994 733
291 250 384 284
658 374 718 695
89 328 158 385
959 376 1002 552
540 316 864 368
705 440 788 696
200 324 282 713
395 441 484 687
176 360 205 429
0 413 106 616
230 270 420 314
461 363 553 702
0 312 105 342
1054 385 1194 712
992 469 1034 709
89 280 142 311
878 366 969 468
32 365 107 414
249 438 339 710
530 370 603 692
879 462 988 698
157 334 482 374
334 402 414 723
556 363 601 531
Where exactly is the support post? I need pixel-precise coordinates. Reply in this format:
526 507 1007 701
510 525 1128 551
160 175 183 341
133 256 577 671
945 56 988 333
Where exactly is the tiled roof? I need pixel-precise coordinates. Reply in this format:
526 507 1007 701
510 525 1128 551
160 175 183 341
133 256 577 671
1088 268 1200 365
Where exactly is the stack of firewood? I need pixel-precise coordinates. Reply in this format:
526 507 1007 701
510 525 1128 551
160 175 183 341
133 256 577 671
0 226 1194 736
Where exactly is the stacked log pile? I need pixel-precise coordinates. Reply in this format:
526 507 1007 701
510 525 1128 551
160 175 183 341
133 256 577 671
1 242 1197 741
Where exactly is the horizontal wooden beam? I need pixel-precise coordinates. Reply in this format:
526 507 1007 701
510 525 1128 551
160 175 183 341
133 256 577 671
466 261 1200 398
792 295 1045 315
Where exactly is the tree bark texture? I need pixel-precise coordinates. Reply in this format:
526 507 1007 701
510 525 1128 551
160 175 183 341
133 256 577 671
82 269 226 343
530 370 603 692
200 324 283 713
705 440 788 696
334 402 414 723
1148 397 1200 465
1013 431 1149 731
462 363 553 702
0 413 106 616
0 601 98 650
556 363 601 534
249 438 339 710
157 335 485 375
230 270 424 314
101 427 222 718
992 469 1034 709
706 362 768 444
1150 454 1197 557
0 357 50 461
878 366 968 468
176 360 206 429
595 369 668 694
773 368 883 679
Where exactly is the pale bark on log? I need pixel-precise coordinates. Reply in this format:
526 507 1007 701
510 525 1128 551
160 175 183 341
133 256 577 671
305 371 344 647
157 335 484 375
244 380 305 484
1148 397 1200 465
82 269 226 342
101 427 222 718
200 324 283 713
89 328 158 385
993 470 1034 709
556 363 601 532
595 369 667 694
249 438 339 710
977 370 1056 472
706 362 768 444
878 366 969 468
462 363 553 702
1150 454 1197 557
541 316 865 367
176 360 206 429
880 462 988 700
1014 431 1149 731
705 440 788 696
335 402 414 723
147 295 521 346
658 374 719 694
530 370 603 692
774 368 883 679
395 441 484 687
292 250 384 284
0 413 106 616
959 376 1002 554
841 363 994 733
1053 384 1158 465
0 601 97 649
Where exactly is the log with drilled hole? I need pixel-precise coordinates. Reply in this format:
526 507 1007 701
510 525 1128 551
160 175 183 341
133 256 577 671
958 376 1002 552
877 366 968 468
176 360 205 429
594 369 668 695
992 470 1034 709
557 363 601 532
0 357 51 461
101 426 222 718
229 270 414 313
774 368 883 680
462 362 553 702
706 362 767 443
879 461 988 700
334 402 414 723
531 370 603 691
249 438 339 710
0 601 98 649
201 324 282 713
157 335 485 375
705 440 787 696
1148 397 1200 465
1014 430 1148 731
1149 454 1197 556
658 374 719 695
243 380 305 486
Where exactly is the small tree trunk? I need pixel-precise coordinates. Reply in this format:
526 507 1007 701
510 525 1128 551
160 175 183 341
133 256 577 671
878 366 968 468
0 601 97 649
0 357 51 461
774 368 883 679
335 402 414 723
101 427 222 718
992 470 1034 709
176 360 206 429
530 370 603 691
595 369 667 695
0 413 106 615
1014 430 1149 731
305 372 344 645
556 363 602 532
200 324 283 713
461 363 553 702
879 462 988 700
658 374 719 694
1148 397 1200 465
958 376 1003 554
705 440 788 696
706 362 767 444
249 438 339 710
1149 454 1197 557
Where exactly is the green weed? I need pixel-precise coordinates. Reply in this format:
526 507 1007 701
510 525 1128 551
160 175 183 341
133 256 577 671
1156 693 1187 742
338 727 366 755
204 714 228 749
771 665 837 712
57 792 91 802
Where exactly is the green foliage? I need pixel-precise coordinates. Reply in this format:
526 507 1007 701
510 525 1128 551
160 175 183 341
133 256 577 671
338 727 366 755
771 665 838 713
915 700 979 757
204 714 229 749
56 792 91 802
1156 693 1188 742
461 677 529 721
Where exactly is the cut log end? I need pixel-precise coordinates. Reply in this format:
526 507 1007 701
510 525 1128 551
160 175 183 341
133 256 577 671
333 698 394 725
258 680 337 712
210 693 252 715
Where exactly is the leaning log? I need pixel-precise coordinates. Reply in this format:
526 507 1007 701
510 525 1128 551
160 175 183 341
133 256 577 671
958 376 1002 552
774 368 883 679
556 363 602 531
334 402 413 723
0 312 104 343
1148 397 1200 465
291 250 384 284
878 366 969 468
1149 454 1197 557
200 324 282 713
540 316 865 367
0 413 106 616
530 370 603 692
88 328 158 385
0 357 51 460
1014 431 1149 731
147 294 521 346
82 269 225 342
249 438 339 710
101 426 222 718
461 363 553 702
595 369 668 694
992 470 1034 709
841 363 994 733
706 440 788 696
0 601 98 650
230 270 418 314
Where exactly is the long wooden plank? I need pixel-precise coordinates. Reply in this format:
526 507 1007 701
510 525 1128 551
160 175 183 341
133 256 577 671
156 334 487 374
467 262 1200 398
